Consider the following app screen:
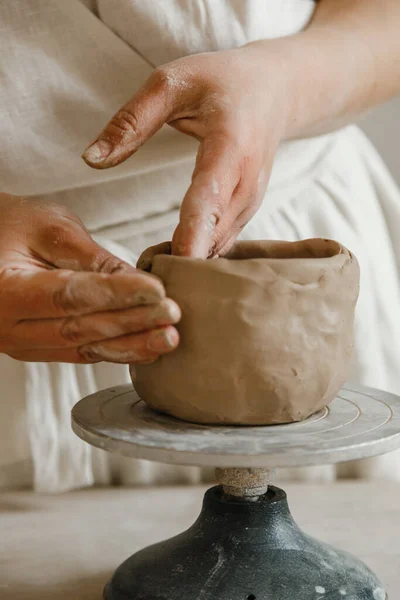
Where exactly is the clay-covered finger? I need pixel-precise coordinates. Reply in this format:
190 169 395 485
81 69 179 170
10 299 181 349
137 241 172 272
172 137 241 258
78 325 180 364
8 325 179 364
0 269 165 320
29 202 137 275
207 165 264 257
213 206 258 257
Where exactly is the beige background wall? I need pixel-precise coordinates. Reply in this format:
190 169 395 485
360 97 400 186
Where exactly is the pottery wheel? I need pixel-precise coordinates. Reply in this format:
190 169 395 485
72 383 398 599
72 383 400 469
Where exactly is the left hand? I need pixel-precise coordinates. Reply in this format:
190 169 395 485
82 45 291 258
0 195 180 364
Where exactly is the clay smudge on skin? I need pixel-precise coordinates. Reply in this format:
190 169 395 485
61 274 115 312
11 269 38 280
158 61 193 92
89 252 134 273
64 302 178 341
147 327 178 350
55 258 83 271
175 215 215 257
184 215 216 234
212 179 220 195
72 318 123 341
80 345 156 364
219 94 232 107
131 288 165 306
150 299 181 325
61 274 164 314
164 73 192 91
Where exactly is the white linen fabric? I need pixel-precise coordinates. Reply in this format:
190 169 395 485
1 0 400 491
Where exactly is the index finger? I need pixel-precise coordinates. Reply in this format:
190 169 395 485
81 69 177 170
172 138 241 258
0 268 165 320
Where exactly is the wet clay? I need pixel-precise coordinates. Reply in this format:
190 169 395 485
133 239 360 425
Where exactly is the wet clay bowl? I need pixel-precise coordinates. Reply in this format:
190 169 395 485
132 239 360 425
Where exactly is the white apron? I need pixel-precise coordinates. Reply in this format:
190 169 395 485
1 0 400 492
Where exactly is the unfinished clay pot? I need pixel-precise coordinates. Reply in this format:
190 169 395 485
132 239 359 425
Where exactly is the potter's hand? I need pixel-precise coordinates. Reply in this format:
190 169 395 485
0 194 180 363
82 47 288 257
82 0 400 257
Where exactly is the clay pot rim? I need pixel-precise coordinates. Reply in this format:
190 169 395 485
221 238 342 261
139 238 347 273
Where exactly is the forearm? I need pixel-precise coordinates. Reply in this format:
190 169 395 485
248 0 400 138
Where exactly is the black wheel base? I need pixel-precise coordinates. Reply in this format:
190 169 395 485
104 485 386 600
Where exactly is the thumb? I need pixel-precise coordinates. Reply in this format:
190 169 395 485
38 214 137 275
66 236 136 275
82 71 175 170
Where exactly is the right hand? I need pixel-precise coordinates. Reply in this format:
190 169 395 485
0 194 180 364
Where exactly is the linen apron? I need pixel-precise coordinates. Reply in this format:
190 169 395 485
1 0 400 491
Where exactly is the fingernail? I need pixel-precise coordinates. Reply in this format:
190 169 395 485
82 139 113 164
131 287 165 306
151 299 181 324
147 328 177 352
